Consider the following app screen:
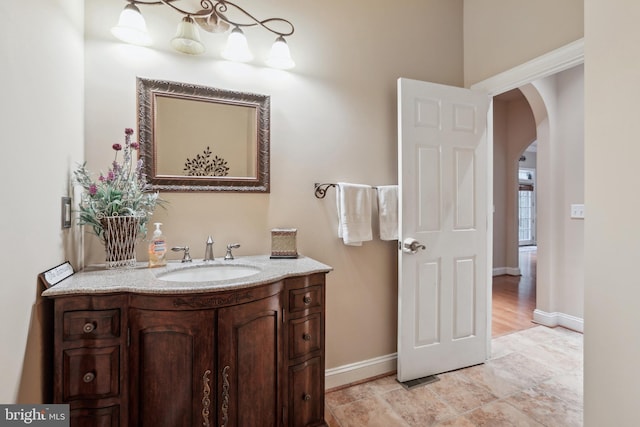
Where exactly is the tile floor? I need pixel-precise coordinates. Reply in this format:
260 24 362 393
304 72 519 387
325 326 583 426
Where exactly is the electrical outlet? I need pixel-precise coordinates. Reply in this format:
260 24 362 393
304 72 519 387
570 204 585 219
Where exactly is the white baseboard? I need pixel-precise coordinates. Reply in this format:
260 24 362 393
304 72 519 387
533 309 584 333
325 353 397 390
492 267 521 276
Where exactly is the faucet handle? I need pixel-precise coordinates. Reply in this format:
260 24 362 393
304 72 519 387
171 246 192 263
224 243 241 260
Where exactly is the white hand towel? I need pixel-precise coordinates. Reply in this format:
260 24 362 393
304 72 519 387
376 185 398 241
336 182 373 246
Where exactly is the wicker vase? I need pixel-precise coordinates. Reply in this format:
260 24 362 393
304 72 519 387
101 215 140 269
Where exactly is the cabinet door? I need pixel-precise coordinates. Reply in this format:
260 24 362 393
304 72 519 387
128 309 215 427
289 357 324 427
217 294 283 427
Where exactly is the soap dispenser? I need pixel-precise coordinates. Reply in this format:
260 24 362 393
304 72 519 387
148 222 167 267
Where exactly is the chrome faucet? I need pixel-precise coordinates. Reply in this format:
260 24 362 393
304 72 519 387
224 243 241 260
204 236 215 261
171 246 192 263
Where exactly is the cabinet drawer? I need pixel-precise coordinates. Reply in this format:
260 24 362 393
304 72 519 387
70 406 120 427
289 357 324 427
289 286 323 313
63 310 120 341
63 346 119 401
289 313 321 359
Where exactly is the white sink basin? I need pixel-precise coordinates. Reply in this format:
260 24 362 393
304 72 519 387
158 265 260 282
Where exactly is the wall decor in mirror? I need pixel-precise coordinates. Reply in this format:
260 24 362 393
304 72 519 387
137 77 270 192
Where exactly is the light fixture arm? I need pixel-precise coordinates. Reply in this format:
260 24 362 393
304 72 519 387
125 0 294 37
212 1 294 37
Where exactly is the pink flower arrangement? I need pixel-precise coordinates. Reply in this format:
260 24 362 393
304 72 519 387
73 128 162 241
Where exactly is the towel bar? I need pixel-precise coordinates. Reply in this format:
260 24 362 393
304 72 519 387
314 182 380 199
314 183 336 199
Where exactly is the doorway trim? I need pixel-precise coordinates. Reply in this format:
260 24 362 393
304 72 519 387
470 38 584 96
471 38 585 340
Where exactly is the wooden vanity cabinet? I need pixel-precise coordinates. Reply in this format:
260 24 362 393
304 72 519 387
50 273 327 427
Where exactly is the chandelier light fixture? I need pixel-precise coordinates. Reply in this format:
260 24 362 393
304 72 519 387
111 0 296 69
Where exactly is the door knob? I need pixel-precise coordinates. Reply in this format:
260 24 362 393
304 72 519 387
402 238 426 254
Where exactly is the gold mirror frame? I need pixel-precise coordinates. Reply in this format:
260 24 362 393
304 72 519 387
137 77 270 192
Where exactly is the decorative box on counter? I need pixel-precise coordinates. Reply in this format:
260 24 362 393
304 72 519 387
271 228 298 259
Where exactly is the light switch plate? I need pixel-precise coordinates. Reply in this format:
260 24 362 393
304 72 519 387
570 204 585 219
61 196 71 228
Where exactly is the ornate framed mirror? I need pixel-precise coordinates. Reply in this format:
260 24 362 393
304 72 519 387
137 77 270 192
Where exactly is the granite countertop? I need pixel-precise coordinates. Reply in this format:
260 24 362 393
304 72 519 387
42 255 332 297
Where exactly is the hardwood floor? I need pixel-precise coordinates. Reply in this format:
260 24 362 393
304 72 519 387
492 246 537 337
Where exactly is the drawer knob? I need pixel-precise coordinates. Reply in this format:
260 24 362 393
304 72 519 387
303 296 312 305
303 333 312 341
303 393 311 401
83 322 96 333
82 372 95 383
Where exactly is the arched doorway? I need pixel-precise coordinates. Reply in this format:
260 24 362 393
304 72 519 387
492 88 539 336
490 64 585 336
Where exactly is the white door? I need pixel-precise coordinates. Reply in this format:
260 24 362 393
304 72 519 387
397 78 490 382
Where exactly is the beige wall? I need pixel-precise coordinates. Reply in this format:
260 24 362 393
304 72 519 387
83 0 463 374
463 0 584 87
585 1 640 424
555 65 584 318
0 0 84 403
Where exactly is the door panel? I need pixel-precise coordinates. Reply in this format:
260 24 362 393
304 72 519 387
217 294 282 427
128 309 214 427
398 78 489 382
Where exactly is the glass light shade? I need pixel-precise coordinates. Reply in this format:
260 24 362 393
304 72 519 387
171 16 205 55
221 27 253 62
111 3 152 46
266 36 295 69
